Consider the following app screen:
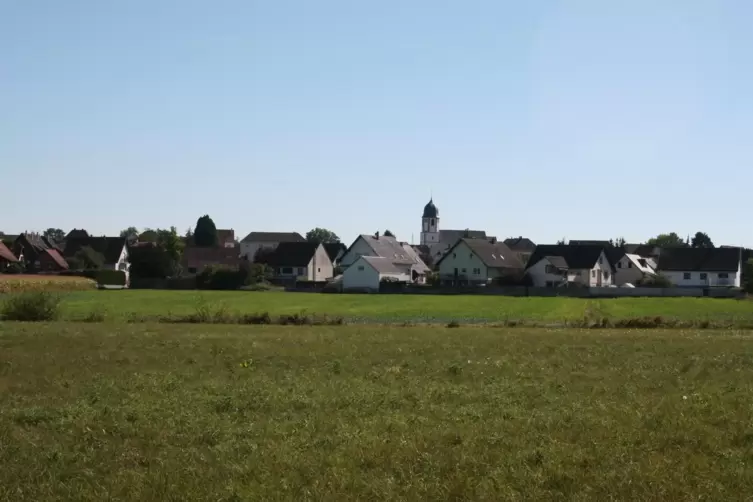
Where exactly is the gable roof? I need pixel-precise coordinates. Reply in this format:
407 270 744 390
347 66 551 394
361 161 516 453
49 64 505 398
623 253 656 274
439 229 486 244
19 233 51 252
503 237 537 251
182 246 241 270
257 242 322 267
359 256 405 275
240 232 305 243
349 234 416 265
217 229 235 244
436 238 523 269
544 255 568 269
657 247 740 272
65 229 90 240
44 249 69 270
63 237 127 264
0 241 18 262
323 242 346 262
526 244 610 271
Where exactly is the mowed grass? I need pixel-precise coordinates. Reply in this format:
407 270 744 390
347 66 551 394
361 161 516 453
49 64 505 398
2 323 753 500
57 289 753 324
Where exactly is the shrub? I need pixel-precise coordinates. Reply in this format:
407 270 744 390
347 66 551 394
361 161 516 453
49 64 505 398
1 291 61 321
447 320 461 328
96 270 127 286
196 266 245 290
494 272 533 287
636 274 672 288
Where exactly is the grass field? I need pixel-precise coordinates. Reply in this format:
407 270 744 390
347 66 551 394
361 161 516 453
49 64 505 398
55 289 753 325
2 323 753 500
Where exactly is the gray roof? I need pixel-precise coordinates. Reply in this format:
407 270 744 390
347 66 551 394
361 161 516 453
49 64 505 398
504 237 537 251
358 234 416 265
437 238 523 269
439 229 486 245
544 255 568 269
361 256 404 274
241 231 305 243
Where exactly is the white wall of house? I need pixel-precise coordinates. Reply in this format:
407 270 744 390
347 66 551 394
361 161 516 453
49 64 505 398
342 257 408 291
527 258 566 287
588 251 613 286
437 241 490 282
241 241 278 261
102 245 130 273
661 269 740 288
614 255 649 285
339 237 376 268
306 244 334 281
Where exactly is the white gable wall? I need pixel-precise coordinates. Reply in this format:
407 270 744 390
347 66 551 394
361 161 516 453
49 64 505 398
339 237 376 268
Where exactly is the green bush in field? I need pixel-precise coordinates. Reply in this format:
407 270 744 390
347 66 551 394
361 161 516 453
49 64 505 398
1 291 61 321
96 270 126 286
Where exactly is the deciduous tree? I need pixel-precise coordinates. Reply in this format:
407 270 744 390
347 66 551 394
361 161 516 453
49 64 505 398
690 232 714 248
305 228 340 244
43 228 65 243
646 232 687 248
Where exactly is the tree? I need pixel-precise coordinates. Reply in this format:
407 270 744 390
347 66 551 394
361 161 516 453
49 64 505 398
193 215 219 247
129 227 184 278
139 229 158 242
690 232 714 249
744 258 753 294
120 227 140 241
68 246 105 270
646 232 687 248
156 227 184 274
305 228 340 244
556 237 568 245
384 230 395 238
43 228 65 243
610 237 626 247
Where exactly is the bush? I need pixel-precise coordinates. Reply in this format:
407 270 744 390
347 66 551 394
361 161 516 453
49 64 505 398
1 291 61 321
494 272 533 287
636 274 673 288
96 270 127 286
3 262 23 275
196 266 245 290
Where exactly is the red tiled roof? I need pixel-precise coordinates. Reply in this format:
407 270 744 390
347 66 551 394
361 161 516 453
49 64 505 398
0 241 18 262
182 246 240 270
45 249 69 270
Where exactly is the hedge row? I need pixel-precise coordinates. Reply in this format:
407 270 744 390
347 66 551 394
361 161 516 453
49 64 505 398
59 269 127 286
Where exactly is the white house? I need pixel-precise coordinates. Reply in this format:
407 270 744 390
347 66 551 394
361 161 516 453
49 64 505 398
239 231 305 261
435 238 523 285
340 234 429 283
257 242 333 282
342 256 410 292
525 244 615 287
613 253 656 286
656 247 741 287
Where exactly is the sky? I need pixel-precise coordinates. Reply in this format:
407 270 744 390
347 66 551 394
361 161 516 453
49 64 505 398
2 0 752 246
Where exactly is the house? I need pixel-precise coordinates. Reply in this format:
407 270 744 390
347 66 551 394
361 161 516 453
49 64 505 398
526 244 615 287
614 253 656 286
418 197 493 261
503 237 537 265
64 237 130 276
256 242 333 282
182 246 241 274
239 232 305 261
13 233 69 272
323 242 347 267
0 241 18 271
340 234 430 283
217 229 236 248
342 256 411 292
435 238 523 285
656 247 741 287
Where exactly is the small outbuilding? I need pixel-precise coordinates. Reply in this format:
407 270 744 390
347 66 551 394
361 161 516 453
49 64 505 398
342 256 410 292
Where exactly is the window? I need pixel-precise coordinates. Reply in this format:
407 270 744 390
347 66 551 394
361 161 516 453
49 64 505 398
473 268 481 275
431 219 435 226
453 253 456 258
617 262 622 269
591 270 596 278
298 267 305 275
545 265 556 274
628 262 632 268
700 273 707 280
604 271 610 280
718 273 729 279
188 267 197 274
357 266 364 271
461 268 467 273
683 272 691 280
282 267 293 274
317 268 321 272
599 257 603 264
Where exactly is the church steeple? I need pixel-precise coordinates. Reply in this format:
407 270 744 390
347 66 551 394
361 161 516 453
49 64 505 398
420 198 439 245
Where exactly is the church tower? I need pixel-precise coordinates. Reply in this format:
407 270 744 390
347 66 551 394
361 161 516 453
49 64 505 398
420 198 440 245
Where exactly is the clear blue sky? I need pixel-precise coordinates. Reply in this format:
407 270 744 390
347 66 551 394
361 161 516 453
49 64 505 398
2 0 751 246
